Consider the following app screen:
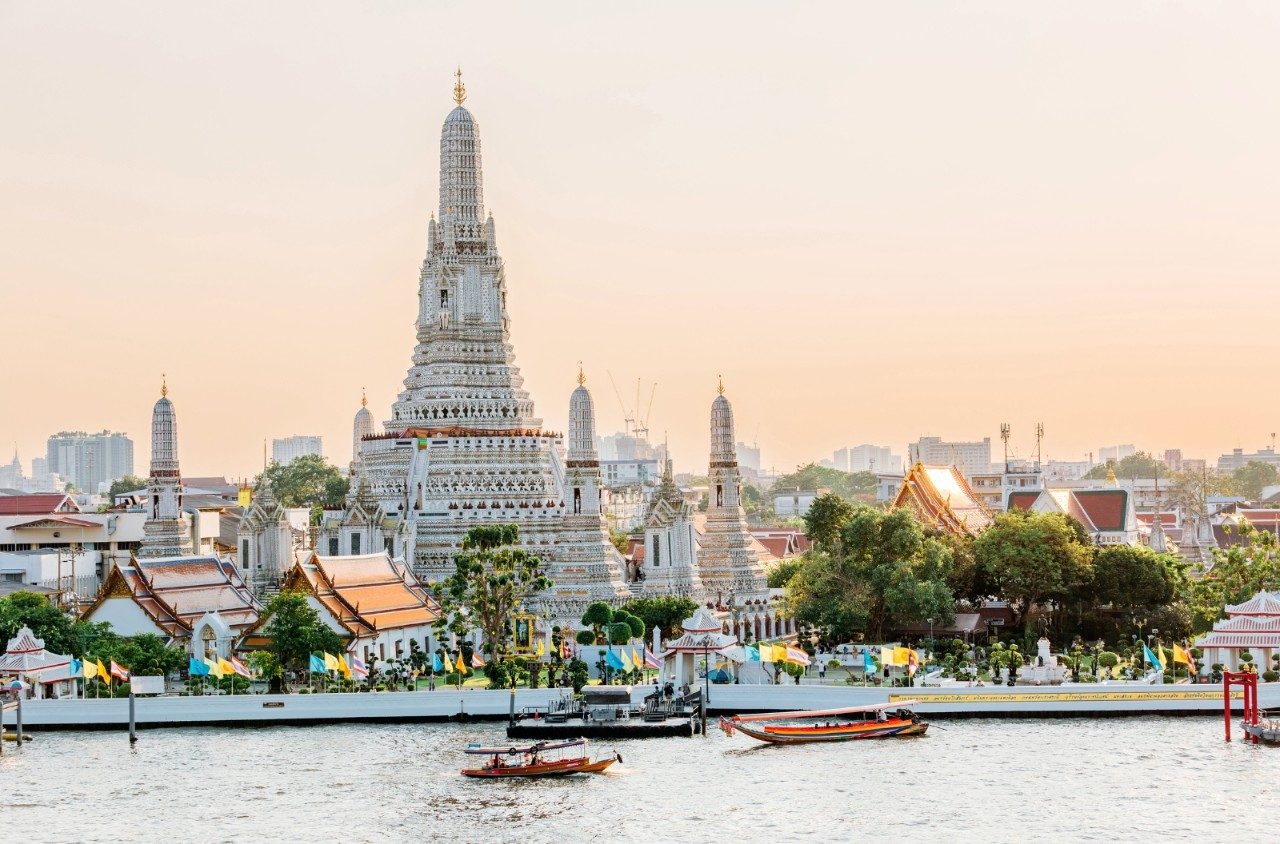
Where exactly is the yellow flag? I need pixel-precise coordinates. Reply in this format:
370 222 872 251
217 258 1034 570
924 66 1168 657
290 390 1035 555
1173 644 1192 667
537 640 546 657
96 658 109 681
880 646 895 667
456 653 466 673
1161 646 1171 672
218 657 236 677
83 659 97 680
894 646 912 667
630 649 642 670
337 655 351 678
206 657 223 679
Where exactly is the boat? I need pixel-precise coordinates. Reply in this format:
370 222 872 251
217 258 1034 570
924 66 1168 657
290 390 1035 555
719 701 928 744
460 738 620 778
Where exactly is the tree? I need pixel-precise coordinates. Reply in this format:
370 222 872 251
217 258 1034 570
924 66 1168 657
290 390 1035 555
767 558 803 589
0 591 77 654
98 633 186 678
261 591 345 681
618 596 698 638
1229 461 1280 502
1090 546 1180 617
1188 528 1280 629
773 464 876 504
785 505 957 642
107 475 148 499
1083 452 1164 481
973 510 1094 630
1166 469 1229 522
256 455 349 511
802 493 856 551
434 524 552 666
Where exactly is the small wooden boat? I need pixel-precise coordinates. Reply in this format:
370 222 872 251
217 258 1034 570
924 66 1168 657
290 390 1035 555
461 738 620 778
720 701 928 745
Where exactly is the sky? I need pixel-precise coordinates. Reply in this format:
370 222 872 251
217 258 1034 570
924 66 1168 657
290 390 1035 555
3 2 1280 480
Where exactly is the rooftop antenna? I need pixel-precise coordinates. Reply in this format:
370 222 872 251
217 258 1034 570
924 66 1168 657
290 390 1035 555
1035 422 1044 472
1000 423 1011 473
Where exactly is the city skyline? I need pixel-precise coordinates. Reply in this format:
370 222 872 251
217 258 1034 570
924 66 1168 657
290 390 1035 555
4 4 1280 477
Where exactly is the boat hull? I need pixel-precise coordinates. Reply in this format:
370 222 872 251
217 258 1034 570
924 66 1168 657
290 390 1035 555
461 757 616 778
724 717 913 744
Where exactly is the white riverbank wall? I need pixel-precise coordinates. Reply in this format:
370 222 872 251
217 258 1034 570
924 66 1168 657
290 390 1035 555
4 683 1274 731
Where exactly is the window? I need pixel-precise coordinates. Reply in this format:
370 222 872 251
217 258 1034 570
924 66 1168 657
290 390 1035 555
240 540 250 571
651 534 660 567
351 533 361 555
328 538 339 556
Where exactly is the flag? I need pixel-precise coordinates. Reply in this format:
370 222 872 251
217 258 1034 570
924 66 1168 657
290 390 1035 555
323 652 340 672
81 658 96 680
645 648 662 669
605 650 626 671
758 643 774 663
744 644 760 662
70 658 82 677
784 646 811 666
862 649 875 673
908 649 919 676
880 646 896 667
96 658 109 682
334 655 351 679
455 653 466 673
1174 644 1194 669
109 660 130 681
309 654 326 674
217 658 236 678
432 652 444 673
1161 646 1172 673
1143 643 1163 672
230 656 252 678
632 649 645 670
351 657 369 680
188 657 209 677
536 640 546 657
894 646 912 668
470 652 486 668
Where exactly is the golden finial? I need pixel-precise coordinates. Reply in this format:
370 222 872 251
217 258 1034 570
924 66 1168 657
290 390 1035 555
361 387 368 408
1105 460 1118 486
717 374 725 396
576 362 586 386
453 67 466 106
161 374 168 398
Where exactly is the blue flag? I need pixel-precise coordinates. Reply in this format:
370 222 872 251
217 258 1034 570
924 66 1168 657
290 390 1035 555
432 652 444 672
863 649 875 673
70 658 82 677
605 650 626 670
1143 643 1163 672
188 657 209 677
745 644 760 662
309 654 327 674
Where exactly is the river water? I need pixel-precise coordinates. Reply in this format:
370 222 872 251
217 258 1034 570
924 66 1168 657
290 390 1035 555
2 717 1273 843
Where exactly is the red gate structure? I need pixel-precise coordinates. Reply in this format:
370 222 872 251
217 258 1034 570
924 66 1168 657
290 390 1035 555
1223 669 1259 743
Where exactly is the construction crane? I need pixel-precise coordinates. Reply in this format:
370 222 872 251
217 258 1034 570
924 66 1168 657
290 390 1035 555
635 381 657 442
606 371 635 437
606 371 657 443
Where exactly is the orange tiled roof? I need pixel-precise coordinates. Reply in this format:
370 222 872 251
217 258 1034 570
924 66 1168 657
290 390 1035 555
277 552 439 639
83 555 261 638
891 463 993 536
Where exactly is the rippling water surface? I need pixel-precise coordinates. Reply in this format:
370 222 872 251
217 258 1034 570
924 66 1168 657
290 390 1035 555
2 717 1274 843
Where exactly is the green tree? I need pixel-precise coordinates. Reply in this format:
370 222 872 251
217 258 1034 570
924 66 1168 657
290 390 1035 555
1083 452 1165 481
767 558 803 589
434 524 552 666
617 596 698 638
261 590 345 681
974 510 1093 630
785 505 956 642
256 454 349 511
773 464 876 504
802 493 856 551
1188 528 1280 629
1090 545 1181 617
1229 461 1280 502
0 591 77 654
106 475 148 499
97 633 186 678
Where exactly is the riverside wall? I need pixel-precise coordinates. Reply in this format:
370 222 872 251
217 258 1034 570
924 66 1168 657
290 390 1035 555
5 682 1276 731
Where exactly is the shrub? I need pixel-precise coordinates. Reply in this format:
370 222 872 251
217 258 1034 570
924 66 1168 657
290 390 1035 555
1240 651 1255 664
299 688 311 694
444 671 462 686
567 658 589 693
1265 671 1279 683
575 630 596 646
1097 652 1120 669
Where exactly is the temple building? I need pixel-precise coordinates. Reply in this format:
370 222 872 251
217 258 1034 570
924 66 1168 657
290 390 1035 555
82 555 261 658
639 454 702 597
138 380 194 558
235 477 298 594
1196 590 1280 672
241 551 440 664
1006 488 1139 546
893 463 993 536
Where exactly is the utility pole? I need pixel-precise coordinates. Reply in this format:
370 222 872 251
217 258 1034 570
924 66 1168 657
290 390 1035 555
1000 423 1011 473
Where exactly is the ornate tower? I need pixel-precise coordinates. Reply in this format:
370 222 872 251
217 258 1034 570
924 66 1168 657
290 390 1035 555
697 379 767 595
236 476 293 594
352 389 376 467
139 378 194 558
641 451 702 597
550 367 630 615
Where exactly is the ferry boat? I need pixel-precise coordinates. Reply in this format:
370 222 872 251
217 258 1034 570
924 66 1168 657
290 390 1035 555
460 738 620 778
719 701 928 744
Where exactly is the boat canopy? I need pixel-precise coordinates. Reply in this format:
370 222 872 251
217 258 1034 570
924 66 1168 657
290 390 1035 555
730 700 920 723
464 739 587 755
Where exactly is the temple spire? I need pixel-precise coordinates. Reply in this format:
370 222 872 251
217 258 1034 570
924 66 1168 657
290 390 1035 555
453 67 466 106
161 373 167 398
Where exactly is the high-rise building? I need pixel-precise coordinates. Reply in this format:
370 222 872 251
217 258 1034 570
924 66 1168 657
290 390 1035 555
908 436 992 478
735 441 761 473
271 436 323 465
1098 444 1137 464
45 431 134 493
848 444 902 474
1218 447 1280 473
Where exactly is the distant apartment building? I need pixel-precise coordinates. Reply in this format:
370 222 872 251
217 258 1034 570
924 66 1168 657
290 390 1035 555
1163 449 1183 471
45 431 134 493
908 436 992 478
601 458 661 489
774 488 828 518
272 436 323 465
1218 447 1280 473
1044 460 1092 482
831 444 902 474
735 442 761 473
1098 444 1136 464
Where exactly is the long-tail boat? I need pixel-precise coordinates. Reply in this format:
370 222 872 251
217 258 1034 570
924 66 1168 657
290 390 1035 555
719 700 928 744
461 738 620 778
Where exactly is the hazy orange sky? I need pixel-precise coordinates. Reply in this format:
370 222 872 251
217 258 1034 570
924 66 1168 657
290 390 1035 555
3 3 1280 479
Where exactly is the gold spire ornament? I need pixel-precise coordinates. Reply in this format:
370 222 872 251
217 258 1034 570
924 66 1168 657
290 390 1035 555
1106 461 1118 486
453 67 466 106
717 374 725 396
577 361 586 386
161 374 168 397
361 388 368 408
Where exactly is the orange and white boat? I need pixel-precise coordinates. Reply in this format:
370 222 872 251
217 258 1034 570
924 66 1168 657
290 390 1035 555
461 738 620 778
720 701 928 744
